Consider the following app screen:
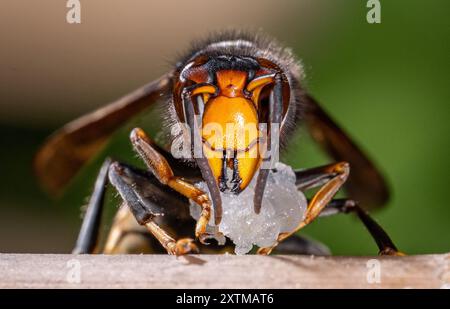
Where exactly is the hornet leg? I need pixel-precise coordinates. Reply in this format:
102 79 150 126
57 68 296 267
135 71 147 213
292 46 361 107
130 127 213 244
107 161 198 255
72 159 111 254
258 162 402 256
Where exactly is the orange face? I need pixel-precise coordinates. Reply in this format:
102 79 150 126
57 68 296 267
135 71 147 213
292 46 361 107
201 70 266 193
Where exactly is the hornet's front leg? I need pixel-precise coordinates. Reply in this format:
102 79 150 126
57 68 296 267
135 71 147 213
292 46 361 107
130 128 212 244
258 162 402 256
258 162 350 255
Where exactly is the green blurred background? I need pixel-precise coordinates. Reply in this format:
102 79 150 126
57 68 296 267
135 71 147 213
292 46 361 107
0 0 448 255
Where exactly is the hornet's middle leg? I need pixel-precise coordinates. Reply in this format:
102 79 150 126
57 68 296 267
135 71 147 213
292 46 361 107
72 157 199 255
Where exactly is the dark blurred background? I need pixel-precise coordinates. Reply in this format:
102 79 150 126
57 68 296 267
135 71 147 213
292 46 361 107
0 0 448 255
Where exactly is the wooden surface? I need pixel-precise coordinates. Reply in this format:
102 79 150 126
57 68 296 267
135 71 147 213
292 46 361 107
0 253 448 288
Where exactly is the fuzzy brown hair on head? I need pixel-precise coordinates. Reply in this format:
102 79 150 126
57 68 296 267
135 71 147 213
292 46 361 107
160 30 307 157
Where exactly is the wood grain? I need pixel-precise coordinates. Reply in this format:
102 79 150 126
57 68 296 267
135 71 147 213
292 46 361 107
0 253 448 288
